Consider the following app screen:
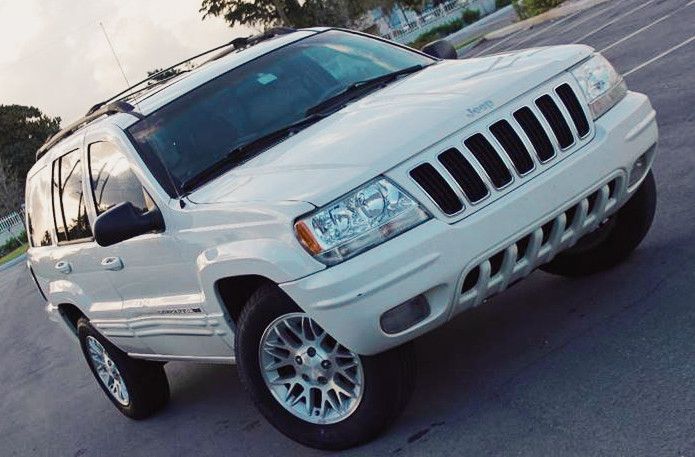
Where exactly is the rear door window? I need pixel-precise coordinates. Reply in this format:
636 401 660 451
52 149 93 243
26 166 53 247
88 141 152 215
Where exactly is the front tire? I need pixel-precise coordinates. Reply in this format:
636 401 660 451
541 170 657 277
235 285 415 450
78 318 170 419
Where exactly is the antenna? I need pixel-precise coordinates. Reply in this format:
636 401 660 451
99 22 131 88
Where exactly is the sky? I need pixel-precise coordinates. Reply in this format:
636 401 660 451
0 0 251 124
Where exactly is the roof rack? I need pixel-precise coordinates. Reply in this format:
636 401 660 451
87 27 297 115
36 27 298 162
36 101 143 161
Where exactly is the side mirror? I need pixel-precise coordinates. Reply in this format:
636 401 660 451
94 202 165 247
421 39 458 60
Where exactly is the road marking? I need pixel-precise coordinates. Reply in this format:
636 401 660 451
505 0 631 51
623 35 695 77
574 0 658 43
540 0 632 39
600 1 694 53
470 29 525 57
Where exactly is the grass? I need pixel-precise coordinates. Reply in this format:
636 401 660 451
0 243 28 266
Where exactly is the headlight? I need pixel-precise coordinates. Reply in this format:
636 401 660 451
294 178 430 265
570 54 627 119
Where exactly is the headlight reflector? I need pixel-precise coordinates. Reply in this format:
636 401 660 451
570 54 627 119
295 178 430 265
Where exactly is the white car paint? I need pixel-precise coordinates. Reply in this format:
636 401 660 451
25 29 657 362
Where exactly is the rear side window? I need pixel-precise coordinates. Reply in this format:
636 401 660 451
88 142 151 215
26 167 53 247
52 149 93 243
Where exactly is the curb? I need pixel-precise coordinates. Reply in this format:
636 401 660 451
484 0 612 40
0 253 27 272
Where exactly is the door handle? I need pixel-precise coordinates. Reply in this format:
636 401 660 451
101 256 124 271
54 261 72 274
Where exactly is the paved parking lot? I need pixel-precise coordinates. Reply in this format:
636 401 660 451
2 1 694 455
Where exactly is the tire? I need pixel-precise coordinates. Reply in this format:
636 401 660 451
77 318 170 419
540 170 657 277
235 284 416 450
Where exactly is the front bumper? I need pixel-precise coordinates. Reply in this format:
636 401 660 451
280 91 658 355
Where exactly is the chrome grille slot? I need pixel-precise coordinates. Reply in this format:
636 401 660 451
409 163 463 215
535 94 574 149
464 134 513 188
556 83 590 137
489 120 534 174
513 107 555 162
438 148 489 203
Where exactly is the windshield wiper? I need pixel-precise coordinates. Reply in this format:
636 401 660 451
180 113 327 194
305 64 427 117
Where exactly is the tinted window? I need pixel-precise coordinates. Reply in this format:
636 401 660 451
128 30 432 194
88 142 150 215
52 149 92 242
26 167 53 247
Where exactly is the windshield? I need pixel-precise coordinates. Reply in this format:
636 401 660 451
127 30 434 195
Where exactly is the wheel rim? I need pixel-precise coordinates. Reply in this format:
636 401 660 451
259 313 364 425
86 336 130 406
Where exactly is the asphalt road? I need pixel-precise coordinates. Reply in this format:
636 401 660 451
2 1 694 455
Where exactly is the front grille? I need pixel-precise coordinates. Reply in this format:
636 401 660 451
409 163 463 215
408 82 592 217
490 120 534 174
513 107 555 162
438 148 489 203
555 83 590 137
535 95 574 149
464 134 513 188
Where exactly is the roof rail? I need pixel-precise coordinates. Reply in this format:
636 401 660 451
87 27 297 115
36 101 142 161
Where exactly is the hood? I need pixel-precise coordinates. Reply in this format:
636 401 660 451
189 44 593 206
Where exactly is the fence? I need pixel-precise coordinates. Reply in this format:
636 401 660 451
383 0 496 44
0 211 26 246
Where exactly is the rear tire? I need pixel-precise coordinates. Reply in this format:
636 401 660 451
540 171 656 277
235 284 415 450
78 318 169 419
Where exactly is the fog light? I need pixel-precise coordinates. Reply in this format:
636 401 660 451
380 295 430 335
628 146 654 188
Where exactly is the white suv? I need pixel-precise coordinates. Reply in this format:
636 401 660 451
25 28 657 450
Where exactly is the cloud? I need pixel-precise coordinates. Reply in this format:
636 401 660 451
0 0 251 124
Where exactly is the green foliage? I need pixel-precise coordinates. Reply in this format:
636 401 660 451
495 0 512 8
0 235 23 258
406 17 464 49
147 67 184 83
462 8 481 24
200 0 408 28
0 105 61 215
512 0 564 19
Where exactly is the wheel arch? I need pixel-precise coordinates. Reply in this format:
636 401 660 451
215 275 277 324
57 302 88 336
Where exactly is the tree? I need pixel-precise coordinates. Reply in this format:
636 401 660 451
0 105 61 215
200 0 399 29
